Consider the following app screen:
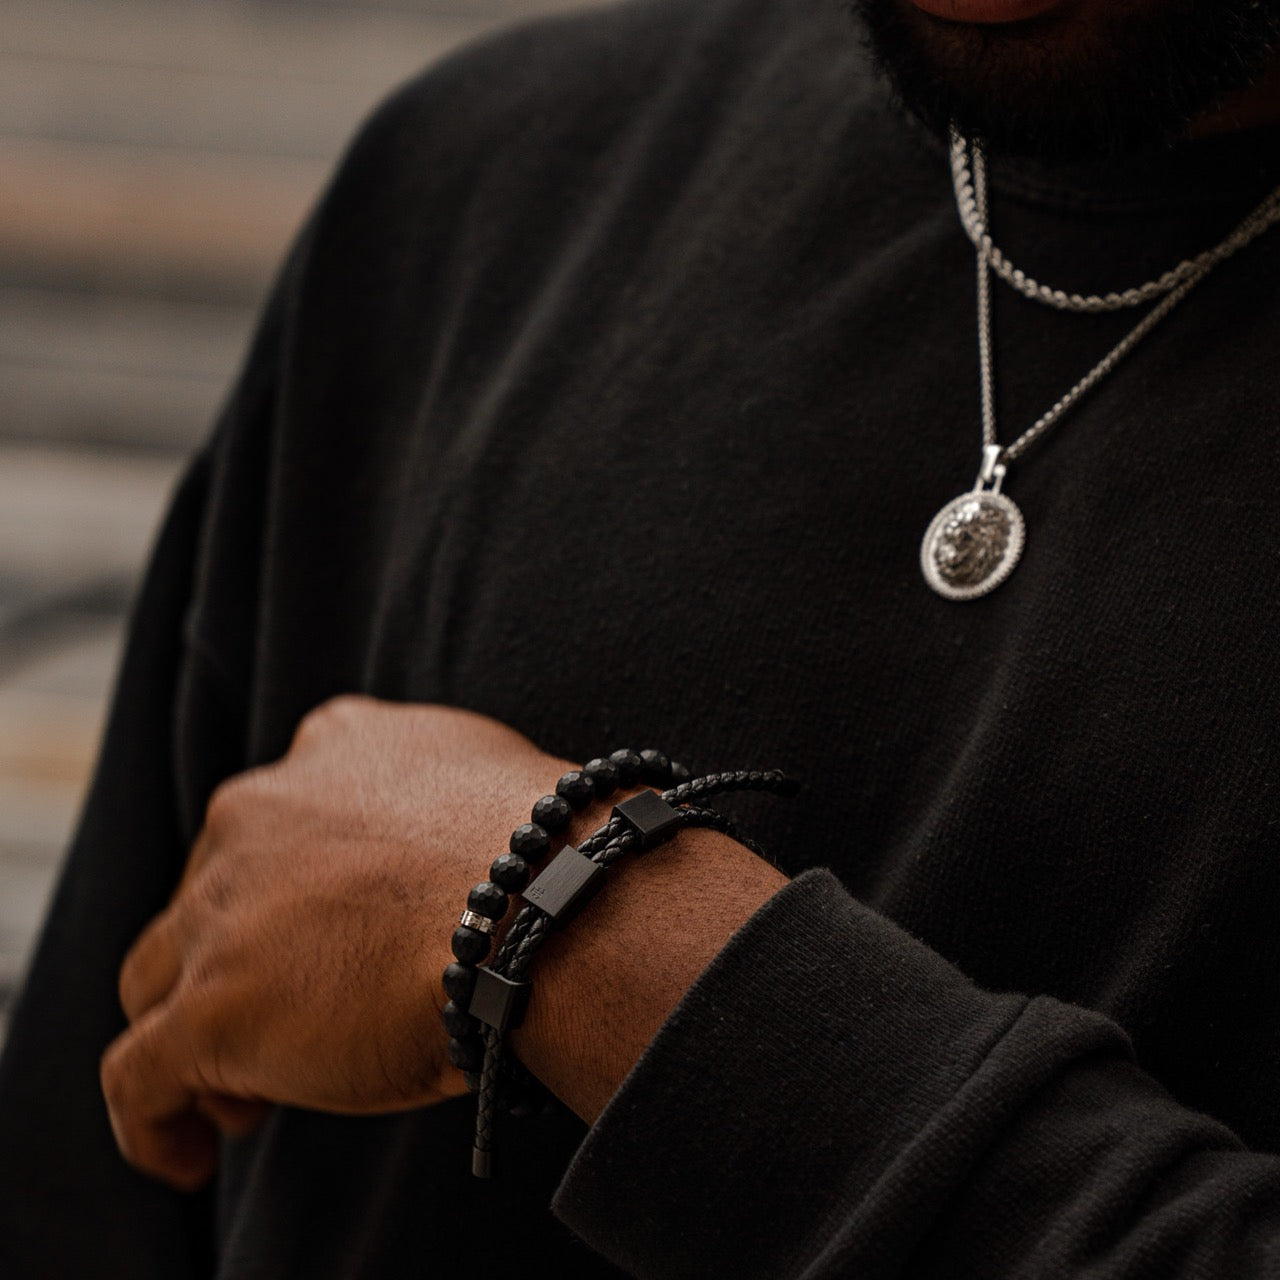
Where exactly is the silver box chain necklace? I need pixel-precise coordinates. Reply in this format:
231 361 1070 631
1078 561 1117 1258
920 131 1280 601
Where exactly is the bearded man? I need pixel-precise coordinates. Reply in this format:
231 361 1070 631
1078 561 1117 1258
3 0 1280 1274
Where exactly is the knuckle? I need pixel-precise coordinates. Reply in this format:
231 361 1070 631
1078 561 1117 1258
321 692 367 717
118 913 169 1001
204 766 274 836
290 707 325 749
179 949 222 1009
118 937 141 997
190 860 237 915
204 775 246 833
165 977 228 1098
99 1039 127 1108
191 1020 228 1096
292 693 376 748
301 694 347 734
117 954 141 1016
100 1027 153 1123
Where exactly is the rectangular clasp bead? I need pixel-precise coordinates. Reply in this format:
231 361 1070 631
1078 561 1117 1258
468 967 531 1034
523 845 606 923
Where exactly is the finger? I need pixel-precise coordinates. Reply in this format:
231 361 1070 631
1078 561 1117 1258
118 824 221 1024
100 1003 219 1191
178 824 216 893
118 910 183 1023
198 1094 271 1138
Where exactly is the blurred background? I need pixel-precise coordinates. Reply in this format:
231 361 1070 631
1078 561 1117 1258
0 0 599 1042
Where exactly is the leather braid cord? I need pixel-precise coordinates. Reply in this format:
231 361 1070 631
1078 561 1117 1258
493 770 792 967
471 768 796 1176
499 804 761 983
475 1025 501 1159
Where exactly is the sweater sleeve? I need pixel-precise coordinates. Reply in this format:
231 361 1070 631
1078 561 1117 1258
553 869 1280 1278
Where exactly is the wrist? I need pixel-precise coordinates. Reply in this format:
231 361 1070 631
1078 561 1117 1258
443 748 795 1177
510 823 787 1123
438 750 664 1075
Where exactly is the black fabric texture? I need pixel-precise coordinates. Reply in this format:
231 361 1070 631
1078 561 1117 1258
4 0 1280 1274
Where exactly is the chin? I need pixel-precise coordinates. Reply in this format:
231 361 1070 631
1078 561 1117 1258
854 0 1280 160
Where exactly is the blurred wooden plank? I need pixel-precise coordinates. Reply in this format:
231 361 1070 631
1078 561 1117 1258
0 617 124 705
0 51 405 161
0 0 609 1036
1 0 589 84
0 442 182 585
0 580 133 681
0 286 251 379
0 0 612 292
0 361 224 452
0 615 125 1025
0 135 326 295
0 687 110 793
0 842 66 1013
0 286 252 450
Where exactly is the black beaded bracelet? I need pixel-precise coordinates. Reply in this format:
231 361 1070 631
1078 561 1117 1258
440 751 688 1085
442 752 796 1178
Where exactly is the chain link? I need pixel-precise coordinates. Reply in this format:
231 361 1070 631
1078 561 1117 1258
958 131 1280 465
952 130 1280 315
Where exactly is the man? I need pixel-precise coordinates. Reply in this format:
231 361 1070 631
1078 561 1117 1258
3 0 1280 1274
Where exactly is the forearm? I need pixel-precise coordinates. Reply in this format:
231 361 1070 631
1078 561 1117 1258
98 702 1280 1280
508 822 787 1123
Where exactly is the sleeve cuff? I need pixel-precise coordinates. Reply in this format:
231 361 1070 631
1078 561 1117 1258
552 868 1123 1278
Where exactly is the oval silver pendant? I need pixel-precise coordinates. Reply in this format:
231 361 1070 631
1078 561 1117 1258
920 490 1025 601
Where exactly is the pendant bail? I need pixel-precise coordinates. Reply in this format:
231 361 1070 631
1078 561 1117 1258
978 444 1006 493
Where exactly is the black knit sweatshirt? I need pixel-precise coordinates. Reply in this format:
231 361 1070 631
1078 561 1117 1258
4 0 1280 1275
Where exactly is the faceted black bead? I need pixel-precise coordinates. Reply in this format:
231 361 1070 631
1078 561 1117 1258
442 1000 476 1038
467 881 509 920
638 749 672 785
509 822 550 860
447 1034 484 1072
609 749 643 786
583 756 620 797
531 793 573 834
442 962 477 1005
451 925 491 965
490 851 532 893
669 759 691 784
555 770 595 810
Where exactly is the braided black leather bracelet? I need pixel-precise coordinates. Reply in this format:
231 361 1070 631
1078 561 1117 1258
441 751 796 1178
440 750 684 1079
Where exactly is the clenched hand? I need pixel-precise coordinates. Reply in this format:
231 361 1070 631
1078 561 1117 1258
100 696 788 1193
100 697 577 1190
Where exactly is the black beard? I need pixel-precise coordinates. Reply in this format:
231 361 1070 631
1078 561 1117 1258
853 0 1280 160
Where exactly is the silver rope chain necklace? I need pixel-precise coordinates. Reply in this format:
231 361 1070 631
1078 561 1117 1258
920 130 1280 601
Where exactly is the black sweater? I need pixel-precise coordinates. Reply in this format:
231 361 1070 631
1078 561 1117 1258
4 0 1280 1275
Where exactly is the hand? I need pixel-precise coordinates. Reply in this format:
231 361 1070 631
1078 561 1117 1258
100 696 575 1190
101 695 789 1193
